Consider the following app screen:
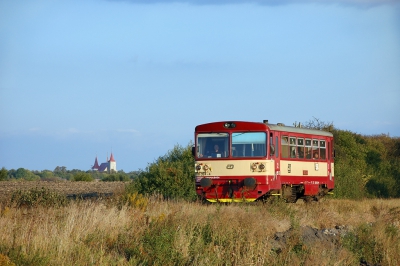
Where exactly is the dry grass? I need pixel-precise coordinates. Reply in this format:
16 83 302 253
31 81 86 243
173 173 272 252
0 196 399 265
0 181 126 201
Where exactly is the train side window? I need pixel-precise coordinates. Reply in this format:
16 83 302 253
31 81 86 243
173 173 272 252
297 138 304 159
320 140 326 159
289 137 296 158
275 136 279 157
305 139 312 159
312 139 319 159
281 136 289 158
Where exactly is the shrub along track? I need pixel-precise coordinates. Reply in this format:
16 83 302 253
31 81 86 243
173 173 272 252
0 180 127 201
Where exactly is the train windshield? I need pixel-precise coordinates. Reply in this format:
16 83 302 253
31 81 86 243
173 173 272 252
196 132 267 158
197 133 229 158
232 132 266 157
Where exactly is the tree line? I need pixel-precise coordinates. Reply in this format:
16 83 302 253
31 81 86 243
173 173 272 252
1 119 399 200
0 166 137 182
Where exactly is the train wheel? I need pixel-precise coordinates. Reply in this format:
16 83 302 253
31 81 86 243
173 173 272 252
288 188 298 203
281 186 297 203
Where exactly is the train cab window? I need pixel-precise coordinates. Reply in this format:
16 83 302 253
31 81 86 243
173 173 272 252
305 139 312 159
320 140 326 159
297 138 304 159
281 136 289 158
289 137 296 158
232 132 266 157
196 133 229 158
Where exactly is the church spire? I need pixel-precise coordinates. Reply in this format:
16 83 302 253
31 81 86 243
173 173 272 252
109 152 115 162
91 156 100 170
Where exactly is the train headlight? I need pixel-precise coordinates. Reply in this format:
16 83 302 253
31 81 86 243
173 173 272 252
259 163 266 170
195 164 202 171
251 163 258 170
223 122 236 128
203 164 209 171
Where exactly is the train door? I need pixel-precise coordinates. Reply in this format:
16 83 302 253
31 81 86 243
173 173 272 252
326 138 334 186
270 131 281 189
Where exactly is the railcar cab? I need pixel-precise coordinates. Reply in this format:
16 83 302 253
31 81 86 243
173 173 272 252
194 121 271 160
193 120 334 203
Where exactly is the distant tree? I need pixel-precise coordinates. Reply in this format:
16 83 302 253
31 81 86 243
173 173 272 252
38 170 55 180
7 169 16 178
301 117 334 132
54 166 67 173
15 168 30 179
0 167 7 181
53 166 69 179
70 169 83 174
12 168 40 181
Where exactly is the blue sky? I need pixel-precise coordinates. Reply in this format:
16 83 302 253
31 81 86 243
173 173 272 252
1 0 399 172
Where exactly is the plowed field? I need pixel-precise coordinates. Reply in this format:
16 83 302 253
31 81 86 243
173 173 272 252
0 180 127 201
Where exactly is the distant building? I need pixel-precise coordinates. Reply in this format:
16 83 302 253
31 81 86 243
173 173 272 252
91 153 117 173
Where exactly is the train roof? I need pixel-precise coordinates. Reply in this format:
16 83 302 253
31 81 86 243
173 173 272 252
196 121 333 137
267 123 333 137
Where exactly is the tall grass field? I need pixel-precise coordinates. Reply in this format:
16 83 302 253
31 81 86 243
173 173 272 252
1 190 399 266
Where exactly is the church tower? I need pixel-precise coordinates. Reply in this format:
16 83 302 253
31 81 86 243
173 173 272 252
108 152 117 173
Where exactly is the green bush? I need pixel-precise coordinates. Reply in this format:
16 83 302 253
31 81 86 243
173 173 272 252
128 144 197 201
72 172 93 182
331 130 400 199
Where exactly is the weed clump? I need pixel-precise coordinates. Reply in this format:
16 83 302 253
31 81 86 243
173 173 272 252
126 192 148 211
0 254 15 266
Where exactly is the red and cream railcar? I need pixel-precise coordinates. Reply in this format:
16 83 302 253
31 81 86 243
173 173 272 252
193 120 334 203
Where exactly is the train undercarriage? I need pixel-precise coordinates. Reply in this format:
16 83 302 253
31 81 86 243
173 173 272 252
196 179 333 203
